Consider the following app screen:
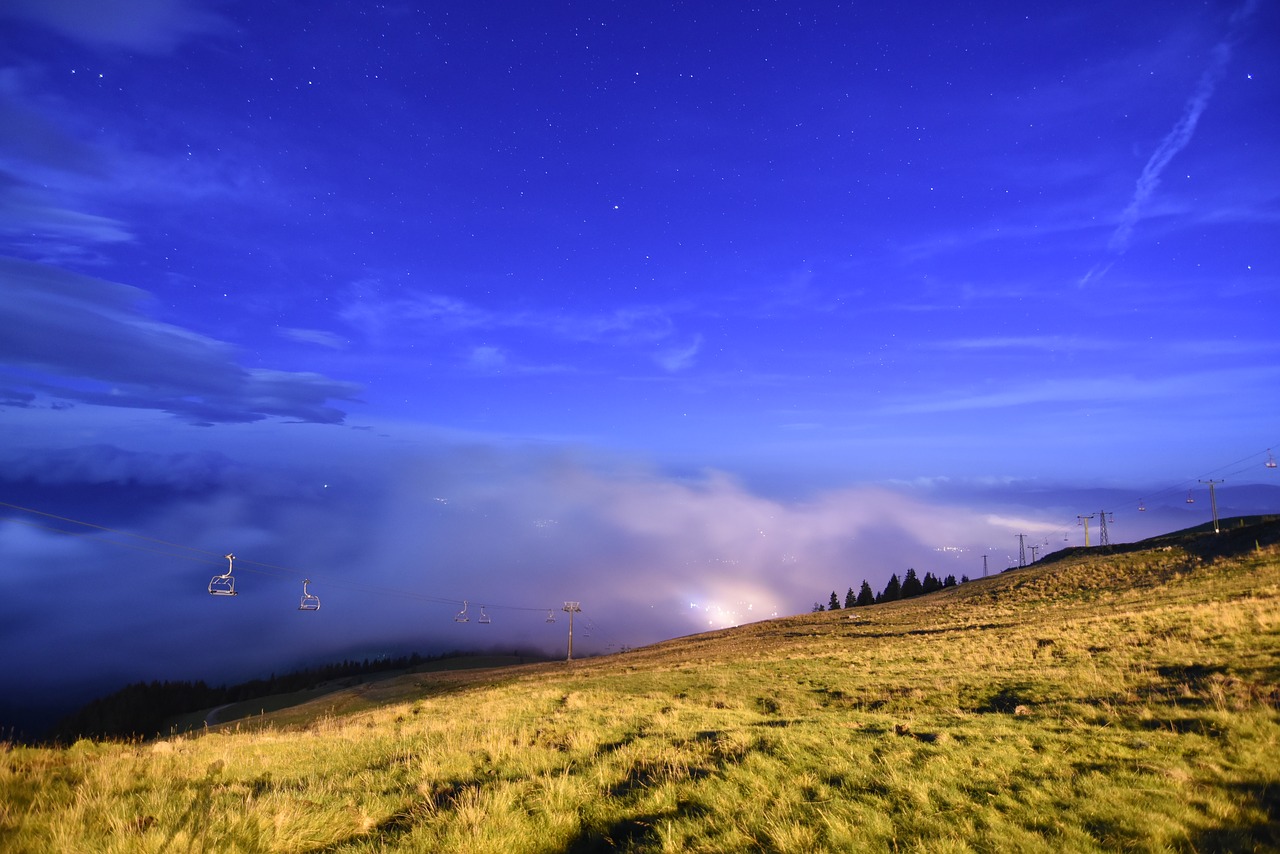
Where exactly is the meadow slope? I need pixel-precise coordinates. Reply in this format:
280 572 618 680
3 521 1278 852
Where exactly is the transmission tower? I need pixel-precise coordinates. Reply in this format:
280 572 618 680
1199 479 1223 534
1097 510 1114 546
562 601 582 661
1016 534 1027 568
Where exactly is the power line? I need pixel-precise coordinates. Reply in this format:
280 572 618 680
1040 441 1279 550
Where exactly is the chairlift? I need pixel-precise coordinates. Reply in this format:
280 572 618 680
1267 449 1277 469
298 578 320 611
1186 491 1195 504
478 606 491 624
545 609 556 623
1138 500 1146 512
209 553 238 596
454 600 469 623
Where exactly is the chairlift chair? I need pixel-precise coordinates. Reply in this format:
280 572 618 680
298 578 320 611
1186 491 1195 504
209 553 238 596
478 606 491 624
1267 449 1277 469
545 610 556 623
455 600 469 622
1138 500 1146 512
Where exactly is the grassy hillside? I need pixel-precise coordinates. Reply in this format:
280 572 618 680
3 521 1278 852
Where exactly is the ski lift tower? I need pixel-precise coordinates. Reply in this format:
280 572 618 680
562 601 582 661
1199 479 1223 534
1077 514 1096 547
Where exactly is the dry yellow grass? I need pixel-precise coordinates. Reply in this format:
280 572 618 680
3 522 1278 852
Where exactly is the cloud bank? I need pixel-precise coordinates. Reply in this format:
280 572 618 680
0 433 1043 731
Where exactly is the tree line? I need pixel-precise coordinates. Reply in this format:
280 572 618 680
49 652 448 742
814 568 968 612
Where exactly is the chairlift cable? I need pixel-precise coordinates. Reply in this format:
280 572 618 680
1 516 234 567
1 498 566 618
0 499 223 558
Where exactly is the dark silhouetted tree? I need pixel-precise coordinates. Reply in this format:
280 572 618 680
922 571 942 594
844 587 856 608
856 580 875 606
901 568 923 598
960 574 969 584
877 573 901 603
943 574 958 587
813 602 825 612
828 591 841 610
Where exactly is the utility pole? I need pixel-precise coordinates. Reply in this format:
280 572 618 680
1016 534 1027 568
1029 544 1040 563
1199 480 1223 534
982 554 989 578
1077 514 1096 547
562 601 582 661
1097 510 1113 546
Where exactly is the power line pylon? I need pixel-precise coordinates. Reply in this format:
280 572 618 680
1016 534 1027 568
1097 510 1113 546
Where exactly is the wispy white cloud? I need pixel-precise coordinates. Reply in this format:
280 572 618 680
338 283 686 355
0 257 362 424
0 191 132 245
0 0 230 53
1108 46 1230 255
936 335 1114 353
874 364 1280 416
278 328 349 350
467 345 508 374
1085 2 1256 282
654 334 703 372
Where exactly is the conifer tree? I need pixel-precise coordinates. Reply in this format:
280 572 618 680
878 573 901 602
856 580 875 606
944 574 958 587
828 591 841 610
844 587 856 608
901 567 923 598
922 571 942 594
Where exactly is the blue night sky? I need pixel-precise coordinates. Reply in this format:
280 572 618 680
1 0 1278 733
